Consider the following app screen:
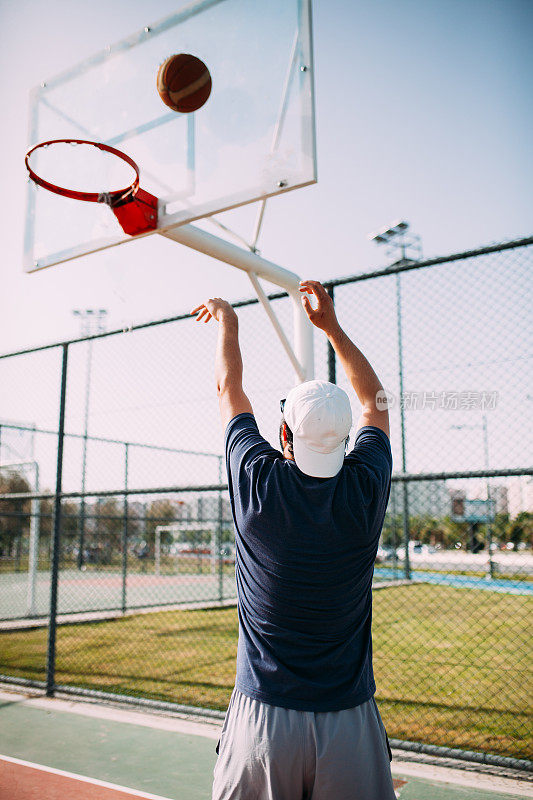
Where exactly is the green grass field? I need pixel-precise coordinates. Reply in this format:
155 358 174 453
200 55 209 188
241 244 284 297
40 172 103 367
1 583 531 760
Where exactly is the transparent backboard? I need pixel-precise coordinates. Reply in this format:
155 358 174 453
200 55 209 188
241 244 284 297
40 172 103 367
24 0 316 272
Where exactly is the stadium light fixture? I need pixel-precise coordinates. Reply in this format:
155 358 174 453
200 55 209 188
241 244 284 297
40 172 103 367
368 220 410 245
368 220 421 264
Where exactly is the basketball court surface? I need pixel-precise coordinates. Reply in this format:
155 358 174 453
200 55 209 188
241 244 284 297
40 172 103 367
0 687 531 800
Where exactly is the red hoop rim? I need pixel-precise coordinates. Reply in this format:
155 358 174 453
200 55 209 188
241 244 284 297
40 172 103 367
24 138 140 205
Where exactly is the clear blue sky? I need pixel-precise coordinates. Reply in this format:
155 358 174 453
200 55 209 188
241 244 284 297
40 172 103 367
1 0 531 353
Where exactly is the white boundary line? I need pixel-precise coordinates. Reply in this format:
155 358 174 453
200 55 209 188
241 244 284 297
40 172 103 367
0 754 177 800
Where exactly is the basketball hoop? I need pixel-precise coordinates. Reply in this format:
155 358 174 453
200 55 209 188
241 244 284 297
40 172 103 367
25 138 158 236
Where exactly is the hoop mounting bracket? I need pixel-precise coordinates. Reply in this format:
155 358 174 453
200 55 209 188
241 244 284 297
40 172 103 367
109 188 159 236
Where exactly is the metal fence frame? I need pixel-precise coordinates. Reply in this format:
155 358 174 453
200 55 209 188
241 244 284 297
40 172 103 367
1 234 532 772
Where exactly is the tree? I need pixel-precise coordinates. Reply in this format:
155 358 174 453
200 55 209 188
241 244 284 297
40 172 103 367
417 515 448 548
489 512 510 549
87 498 136 565
506 512 533 551
380 512 403 548
440 516 468 550
145 499 179 550
0 472 31 565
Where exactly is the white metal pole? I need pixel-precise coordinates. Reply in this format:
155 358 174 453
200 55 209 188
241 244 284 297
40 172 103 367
161 223 301 290
155 527 161 576
248 273 306 381
160 223 314 383
288 288 314 383
2 460 41 618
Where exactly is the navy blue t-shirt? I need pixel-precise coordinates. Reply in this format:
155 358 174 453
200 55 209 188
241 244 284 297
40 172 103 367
225 413 392 712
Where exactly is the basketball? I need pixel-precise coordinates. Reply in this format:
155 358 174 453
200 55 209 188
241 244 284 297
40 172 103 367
156 53 212 113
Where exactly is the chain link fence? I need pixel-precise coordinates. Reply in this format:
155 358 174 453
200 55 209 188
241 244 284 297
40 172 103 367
0 236 532 766
0 423 230 619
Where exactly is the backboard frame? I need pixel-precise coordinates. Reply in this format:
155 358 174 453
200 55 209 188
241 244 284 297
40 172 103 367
23 0 317 387
23 0 317 273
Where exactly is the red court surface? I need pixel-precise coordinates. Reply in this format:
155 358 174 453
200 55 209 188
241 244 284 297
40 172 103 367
0 755 175 800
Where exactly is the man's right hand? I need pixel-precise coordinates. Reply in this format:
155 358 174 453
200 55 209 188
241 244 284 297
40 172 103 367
300 280 389 437
299 280 340 336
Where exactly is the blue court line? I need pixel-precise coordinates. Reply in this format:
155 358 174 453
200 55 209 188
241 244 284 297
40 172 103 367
373 568 533 595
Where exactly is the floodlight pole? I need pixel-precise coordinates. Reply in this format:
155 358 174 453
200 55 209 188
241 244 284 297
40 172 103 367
368 221 423 581
161 223 314 384
482 414 495 580
450 417 495 577
72 308 107 570
395 273 411 581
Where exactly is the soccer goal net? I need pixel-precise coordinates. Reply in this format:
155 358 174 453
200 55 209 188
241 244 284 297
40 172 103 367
154 521 220 575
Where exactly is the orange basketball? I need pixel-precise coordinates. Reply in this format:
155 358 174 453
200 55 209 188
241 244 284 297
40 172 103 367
156 53 212 113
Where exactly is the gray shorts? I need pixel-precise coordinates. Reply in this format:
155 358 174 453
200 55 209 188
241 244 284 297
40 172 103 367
212 689 396 800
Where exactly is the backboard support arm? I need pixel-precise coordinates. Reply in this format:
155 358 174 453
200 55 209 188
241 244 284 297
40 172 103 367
160 222 314 384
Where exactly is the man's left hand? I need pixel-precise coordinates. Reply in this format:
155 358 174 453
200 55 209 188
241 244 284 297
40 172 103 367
191 298 237 324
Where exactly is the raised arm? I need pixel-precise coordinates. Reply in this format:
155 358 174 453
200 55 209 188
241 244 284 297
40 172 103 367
191 298 252 430
299 280 389 437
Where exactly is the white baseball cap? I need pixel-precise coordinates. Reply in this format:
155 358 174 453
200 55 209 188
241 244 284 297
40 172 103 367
283 380 352 478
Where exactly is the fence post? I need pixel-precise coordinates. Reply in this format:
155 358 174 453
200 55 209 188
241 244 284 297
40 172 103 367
27 462 40 617
218 456 224 603
121 443 129 614
77 338 94 571
46 343 68 697
395 273 411 580
326 284 336 384
390 480 399 580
